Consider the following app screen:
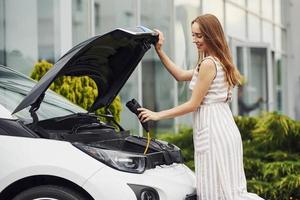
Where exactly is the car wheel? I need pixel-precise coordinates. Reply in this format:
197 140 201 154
12 185 85 200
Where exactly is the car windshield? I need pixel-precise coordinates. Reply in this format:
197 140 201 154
0 66 87 122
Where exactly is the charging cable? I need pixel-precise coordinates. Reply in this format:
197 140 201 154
144 132 151 154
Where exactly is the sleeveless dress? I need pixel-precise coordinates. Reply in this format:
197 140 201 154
189 56 264 200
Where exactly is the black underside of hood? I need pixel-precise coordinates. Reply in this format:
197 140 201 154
13 27 158 114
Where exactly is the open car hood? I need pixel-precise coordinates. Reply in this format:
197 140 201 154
13 27 158 114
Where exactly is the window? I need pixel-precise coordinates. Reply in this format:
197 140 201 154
93 0 135 35
275 26 282 51
2 0 39 75
261 0 273 20
37 0 55 63
273 53 283 112
247 0 260 14
262 20 273 47
202 0 224 26
226 3 246 40
274 0 282 24
229 0 245 7
1 0 67 75
232 44 269 116
248 14 261 42
72 0 90 46
247 48 268 114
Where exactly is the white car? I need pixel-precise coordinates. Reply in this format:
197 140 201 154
0 27 196 200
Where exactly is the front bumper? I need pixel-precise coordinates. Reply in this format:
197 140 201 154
83 163 196 200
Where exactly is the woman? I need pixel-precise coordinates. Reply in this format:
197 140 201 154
138 14 264 200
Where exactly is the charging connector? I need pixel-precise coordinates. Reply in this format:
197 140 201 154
126 99 151 155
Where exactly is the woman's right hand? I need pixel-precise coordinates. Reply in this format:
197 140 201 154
154 29 164 52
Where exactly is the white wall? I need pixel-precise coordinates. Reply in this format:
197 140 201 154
286 0 300 119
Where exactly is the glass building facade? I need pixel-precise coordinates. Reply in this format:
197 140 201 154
0 0 293 135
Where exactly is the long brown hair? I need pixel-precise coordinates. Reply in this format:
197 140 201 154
192 14 241 87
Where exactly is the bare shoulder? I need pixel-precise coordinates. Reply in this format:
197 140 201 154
200 58 215 69
199 58 216 76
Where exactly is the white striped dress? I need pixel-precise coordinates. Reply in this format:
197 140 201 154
189 56 264 200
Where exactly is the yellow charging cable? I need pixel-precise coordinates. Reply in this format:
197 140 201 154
143 132 151 155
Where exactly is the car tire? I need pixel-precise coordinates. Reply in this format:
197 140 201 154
12 185 85 200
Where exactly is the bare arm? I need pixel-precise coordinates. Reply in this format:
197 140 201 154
138 59 216 121
155 29 193 81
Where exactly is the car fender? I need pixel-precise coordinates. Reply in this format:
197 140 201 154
0 135 105 192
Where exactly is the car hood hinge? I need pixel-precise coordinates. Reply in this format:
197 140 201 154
29 92 45 129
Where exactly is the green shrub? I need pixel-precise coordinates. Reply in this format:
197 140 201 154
275 174 300 199
234 115 258 140
243 158 264 179
247 180 277 199
30 60 122 123
253 112 300 152
262 161 300 181
263 151 300 162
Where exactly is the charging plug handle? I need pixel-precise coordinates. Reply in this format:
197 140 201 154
126 99 150 132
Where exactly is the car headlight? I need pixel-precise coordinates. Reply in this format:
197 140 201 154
73 143 146 173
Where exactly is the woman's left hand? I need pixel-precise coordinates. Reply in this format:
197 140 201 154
137 108 161 122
